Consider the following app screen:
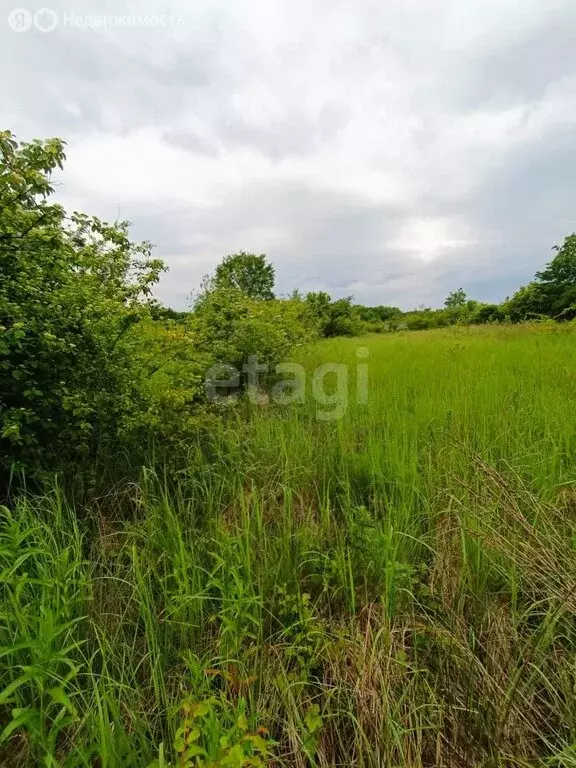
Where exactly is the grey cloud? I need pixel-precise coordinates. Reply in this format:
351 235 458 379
448 6 576 110
163 131 220 157
215 103 350 161
461 122 576 284
2 3 225 138
3 0 576 310
121 181 410 305
136 181 490 309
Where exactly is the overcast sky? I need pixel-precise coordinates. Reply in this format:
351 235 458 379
3 0 576 309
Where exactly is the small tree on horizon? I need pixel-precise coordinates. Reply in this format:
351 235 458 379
212 251 275 300
444 288 468 309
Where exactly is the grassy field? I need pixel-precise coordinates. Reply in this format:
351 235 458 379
2 324 576 767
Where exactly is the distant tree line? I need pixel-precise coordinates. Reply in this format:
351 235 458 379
159 234 576 336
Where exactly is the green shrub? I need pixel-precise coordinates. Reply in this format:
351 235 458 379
191 288 316 389
471 303 506 324
0 132 202 482
304 293 363 337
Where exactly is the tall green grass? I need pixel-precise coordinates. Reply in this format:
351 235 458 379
1 324 576 766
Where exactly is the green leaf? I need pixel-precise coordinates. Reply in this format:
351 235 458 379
304 705 322 734
47 686 77 717
0 707 40 743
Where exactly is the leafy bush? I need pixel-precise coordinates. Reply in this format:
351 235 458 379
151 695 274 767
304 292 363 337
471 303 506 324
504 283 550 322
0 132 202 482
191 287 316 389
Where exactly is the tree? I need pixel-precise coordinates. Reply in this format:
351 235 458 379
444 288 467 309
533 234 576 318
504 283 549 322
304 293 362 337
537 234 576 285
354 304 401 323
504 234 576 322
326 297 358 336
0 131 170 478
191 287 315 390
212 251 275 300
470 303 505 324
304 291 332 335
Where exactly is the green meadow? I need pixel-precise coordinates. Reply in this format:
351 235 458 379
2 323 576 767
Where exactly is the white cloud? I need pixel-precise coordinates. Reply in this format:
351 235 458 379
391 218 477 262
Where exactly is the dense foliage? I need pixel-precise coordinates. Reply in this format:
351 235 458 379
0 135 320 484
505 235 576 321
0 133 217 484
191 286 316 386
208 251 276 300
